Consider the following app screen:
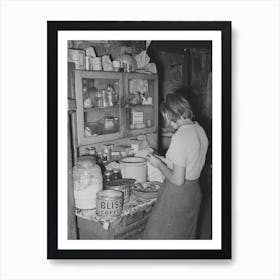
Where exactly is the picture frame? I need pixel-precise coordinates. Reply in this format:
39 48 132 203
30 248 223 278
47 21 231 259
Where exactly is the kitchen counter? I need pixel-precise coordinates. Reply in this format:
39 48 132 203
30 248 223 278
76 194 157 239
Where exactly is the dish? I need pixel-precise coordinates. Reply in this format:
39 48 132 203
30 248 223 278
132 181 161 199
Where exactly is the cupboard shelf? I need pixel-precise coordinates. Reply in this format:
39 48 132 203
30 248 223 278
84 106 119 112
128 104 154 107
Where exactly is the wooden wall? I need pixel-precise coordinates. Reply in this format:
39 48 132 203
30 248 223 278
147 46 212 155
190 48 212 121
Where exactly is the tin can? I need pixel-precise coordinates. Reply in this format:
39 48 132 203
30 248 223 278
102 89 108 107
89 147 96 156
92 57 102 71
104 178 135 204
96 190 123 218
107 91 114 107
122 62 128 72
95 90 103 107
85 56 91 70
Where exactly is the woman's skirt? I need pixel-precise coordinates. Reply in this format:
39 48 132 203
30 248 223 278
142 179 201 239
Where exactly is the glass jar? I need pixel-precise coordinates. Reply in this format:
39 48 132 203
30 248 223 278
73 156 103 209
103 116 115 134
88 147 96 156
95 90 103 108
106 85 114 107
102 89 109 107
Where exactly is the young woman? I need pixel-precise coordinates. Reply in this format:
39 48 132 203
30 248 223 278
142 93 209 239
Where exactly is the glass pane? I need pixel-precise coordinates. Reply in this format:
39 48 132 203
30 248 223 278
128 79 153 105
83 78 120 137
127 78 154 130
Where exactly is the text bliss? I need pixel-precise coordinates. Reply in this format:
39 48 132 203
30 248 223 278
96 199 123 217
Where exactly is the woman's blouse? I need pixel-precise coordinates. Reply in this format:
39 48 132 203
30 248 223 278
166 122 208 180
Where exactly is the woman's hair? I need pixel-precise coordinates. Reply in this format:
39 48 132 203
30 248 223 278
160 93 193 123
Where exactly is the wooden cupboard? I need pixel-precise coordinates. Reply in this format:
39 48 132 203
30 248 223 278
74 70 158 147
68 66 159 239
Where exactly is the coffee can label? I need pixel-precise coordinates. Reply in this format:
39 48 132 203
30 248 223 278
96 197 123 217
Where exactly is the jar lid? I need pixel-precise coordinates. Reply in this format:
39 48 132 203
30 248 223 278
104 170 113 176
76 156 96 168
97 190 123 200
120 156 147 164
113 168 120 174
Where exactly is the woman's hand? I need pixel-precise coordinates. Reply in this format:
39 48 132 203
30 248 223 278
146 154 162 168
154 155 166 162
147 154 185 186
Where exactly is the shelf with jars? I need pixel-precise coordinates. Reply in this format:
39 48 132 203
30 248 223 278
74 70 158 146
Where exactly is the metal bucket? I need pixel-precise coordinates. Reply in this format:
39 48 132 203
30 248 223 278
120 157 147 183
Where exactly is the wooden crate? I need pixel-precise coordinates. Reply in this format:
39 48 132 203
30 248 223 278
77 203 155 240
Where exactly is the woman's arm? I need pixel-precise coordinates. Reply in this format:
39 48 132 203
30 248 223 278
147 154 185 186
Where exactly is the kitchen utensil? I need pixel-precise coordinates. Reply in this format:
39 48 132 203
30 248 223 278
120 157 147 183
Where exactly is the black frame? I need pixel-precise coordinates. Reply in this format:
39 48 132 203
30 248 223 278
47 21 231 259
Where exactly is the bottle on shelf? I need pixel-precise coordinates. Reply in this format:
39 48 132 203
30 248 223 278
82 79 87 95
112 168 122 180
106 84 114 107
96 151 106 175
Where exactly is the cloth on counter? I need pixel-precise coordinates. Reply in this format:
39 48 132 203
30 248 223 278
76 194 157 230
135 148 165 182
147 162 165 183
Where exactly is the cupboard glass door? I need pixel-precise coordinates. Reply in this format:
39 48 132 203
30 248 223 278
124 73 158 137
75 71 123 145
